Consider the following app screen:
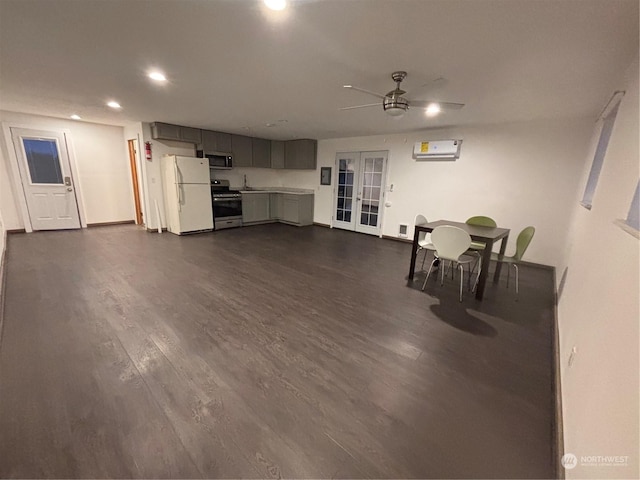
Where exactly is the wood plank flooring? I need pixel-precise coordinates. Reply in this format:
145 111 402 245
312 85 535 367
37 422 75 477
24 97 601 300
0 224 556 478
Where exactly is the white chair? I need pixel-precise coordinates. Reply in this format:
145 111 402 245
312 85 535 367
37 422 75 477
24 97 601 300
414 214 436 271
421 225 479 302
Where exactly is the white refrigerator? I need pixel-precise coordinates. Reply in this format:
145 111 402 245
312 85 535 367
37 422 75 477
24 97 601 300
161 155 213 235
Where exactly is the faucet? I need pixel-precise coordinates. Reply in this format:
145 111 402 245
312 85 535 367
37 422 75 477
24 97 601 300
243 174 248 189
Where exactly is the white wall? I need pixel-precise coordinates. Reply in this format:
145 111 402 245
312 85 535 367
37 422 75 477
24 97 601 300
557 56 639 479
315 119 593 267
0 111 135 228
206 117 593 268
139 123 197 230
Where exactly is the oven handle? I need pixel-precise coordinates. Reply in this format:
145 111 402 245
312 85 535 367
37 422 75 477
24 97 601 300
213 197 241 202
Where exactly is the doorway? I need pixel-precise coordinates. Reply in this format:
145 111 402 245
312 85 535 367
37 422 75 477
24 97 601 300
11 128 81 230
332 151 388 236
127 139 143 225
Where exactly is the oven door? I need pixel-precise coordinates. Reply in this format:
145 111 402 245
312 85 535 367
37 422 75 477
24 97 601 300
212 195 243 229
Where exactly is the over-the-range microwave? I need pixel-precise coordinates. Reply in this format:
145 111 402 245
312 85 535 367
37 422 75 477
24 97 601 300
197 150 233 169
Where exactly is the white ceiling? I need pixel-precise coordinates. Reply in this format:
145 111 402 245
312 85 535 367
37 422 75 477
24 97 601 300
0 0 637 140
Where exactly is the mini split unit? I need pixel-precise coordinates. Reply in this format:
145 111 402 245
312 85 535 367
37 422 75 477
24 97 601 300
413 140 462 160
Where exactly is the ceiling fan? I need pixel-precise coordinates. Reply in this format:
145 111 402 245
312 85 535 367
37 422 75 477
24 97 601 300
341 71 464 117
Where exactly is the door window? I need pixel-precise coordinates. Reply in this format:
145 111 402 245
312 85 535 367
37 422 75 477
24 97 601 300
22 138 64 184
336 158 355 223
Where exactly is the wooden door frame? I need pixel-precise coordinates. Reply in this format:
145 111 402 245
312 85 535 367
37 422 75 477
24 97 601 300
2 122 87 233
127 139 143 225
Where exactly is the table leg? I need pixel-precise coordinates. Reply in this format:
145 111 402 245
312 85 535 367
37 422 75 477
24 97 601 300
408 229 420 282
493 234 509 283
475 239 494 300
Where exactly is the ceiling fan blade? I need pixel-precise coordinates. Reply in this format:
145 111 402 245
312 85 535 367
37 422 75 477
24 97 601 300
409 100 465 110
339 103 383 111
343 85 387 100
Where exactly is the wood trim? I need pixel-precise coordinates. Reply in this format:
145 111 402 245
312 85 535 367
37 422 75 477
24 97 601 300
382 234 413 244
552 266 565 479
0 240 7 347
87 220 135 227
6 229 26 234
146 227 168 233
128 140 143 225
312 222 331 228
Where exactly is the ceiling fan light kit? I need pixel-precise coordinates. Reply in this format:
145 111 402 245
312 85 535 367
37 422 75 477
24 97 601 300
383 97 409 116
341 71 464 118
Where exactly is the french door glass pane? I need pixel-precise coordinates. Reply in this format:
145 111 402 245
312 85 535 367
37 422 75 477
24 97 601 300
358 156 384 228
337 158 356 222
22 138 63 184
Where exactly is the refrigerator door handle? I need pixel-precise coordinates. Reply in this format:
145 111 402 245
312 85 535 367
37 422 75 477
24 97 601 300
174 162 182 211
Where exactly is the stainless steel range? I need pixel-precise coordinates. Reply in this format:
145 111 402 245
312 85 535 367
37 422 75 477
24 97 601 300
211 179 242 230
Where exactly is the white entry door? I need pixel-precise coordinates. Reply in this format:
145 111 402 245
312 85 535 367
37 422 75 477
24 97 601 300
333 151 388 236
11 128 81 230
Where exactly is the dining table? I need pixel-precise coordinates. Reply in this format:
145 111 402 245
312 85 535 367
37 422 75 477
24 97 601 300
408 219 511 300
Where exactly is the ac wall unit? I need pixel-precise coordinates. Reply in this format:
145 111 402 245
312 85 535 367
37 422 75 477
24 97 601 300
413 140 462 160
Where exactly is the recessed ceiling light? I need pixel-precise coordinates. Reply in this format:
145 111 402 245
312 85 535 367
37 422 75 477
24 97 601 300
264 0 286 10
107 101 122 109
70 114 81 120
148 71 167 82
426 103 441 117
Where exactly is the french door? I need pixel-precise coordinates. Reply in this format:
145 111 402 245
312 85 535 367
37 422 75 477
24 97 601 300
332 151 388 236
11 128 81 230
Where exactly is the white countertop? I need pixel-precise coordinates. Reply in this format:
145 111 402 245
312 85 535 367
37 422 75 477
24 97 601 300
239 187 314 195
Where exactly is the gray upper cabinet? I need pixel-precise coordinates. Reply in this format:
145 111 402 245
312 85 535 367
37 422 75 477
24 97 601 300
180 126 202 144
151 122 202 144
271 140 285 169
284 139 317 169
231 134 253 167
202 130 232 152
252 138 271 168
152 122 317 170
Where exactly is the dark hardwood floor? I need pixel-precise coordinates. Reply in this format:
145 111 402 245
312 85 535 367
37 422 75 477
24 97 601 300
0 224 556 478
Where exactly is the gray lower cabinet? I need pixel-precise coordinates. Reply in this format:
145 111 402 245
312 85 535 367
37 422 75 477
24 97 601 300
280 194 314 226
242 193 271 224
270 193 281 220
202 129 232 152
284 139 317 169
252 138 271 168
232 134 253 167
243 193 314 226
151 122 202 144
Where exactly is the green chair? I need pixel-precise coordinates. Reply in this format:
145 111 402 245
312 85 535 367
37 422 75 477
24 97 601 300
465 215 497 274
466 215 497 249
490 226 535 294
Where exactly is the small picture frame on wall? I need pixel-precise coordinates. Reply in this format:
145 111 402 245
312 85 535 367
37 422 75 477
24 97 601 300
320 167 332 185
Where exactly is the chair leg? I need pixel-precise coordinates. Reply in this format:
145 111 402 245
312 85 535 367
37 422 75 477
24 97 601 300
506 263 511 289
514 264 519 294
472 260 481 293
459 264 464 302
421 258 438 291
